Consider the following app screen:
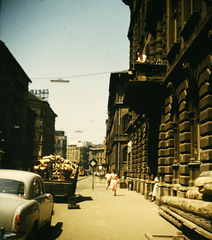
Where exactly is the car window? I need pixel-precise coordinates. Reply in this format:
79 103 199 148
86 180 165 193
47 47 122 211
39 180 45 195
34 178 46 198
0 179 25 196
34 179 40 198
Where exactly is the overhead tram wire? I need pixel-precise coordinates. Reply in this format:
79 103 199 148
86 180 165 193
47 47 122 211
30 70 125 80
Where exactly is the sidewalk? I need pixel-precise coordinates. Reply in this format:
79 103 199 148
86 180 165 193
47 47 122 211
52 177 181 240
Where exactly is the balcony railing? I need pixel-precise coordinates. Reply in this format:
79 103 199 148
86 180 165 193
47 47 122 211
134 62 167 80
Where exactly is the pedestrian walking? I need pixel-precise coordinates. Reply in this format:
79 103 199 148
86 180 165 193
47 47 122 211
109 169 118 196
151 173 160 202
105 171 111 189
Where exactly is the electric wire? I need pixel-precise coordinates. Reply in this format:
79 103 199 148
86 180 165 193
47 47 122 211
30 70 125 80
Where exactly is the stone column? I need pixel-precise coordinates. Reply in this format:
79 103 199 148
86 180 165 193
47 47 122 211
189 112 195 164
132 131 137 191
199 56 212 173
164 121 174 196
156 21 163 60
133 130 138 191
179 100 191 198
149 35 156 63
140 120 148 196
137 128 142 193
140 138 146 195
188 112 200 186
172 122 180 196
127 134 133 180
158 106 166 200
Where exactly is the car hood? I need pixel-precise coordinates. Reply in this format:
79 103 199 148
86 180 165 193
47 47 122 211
0 194 27 232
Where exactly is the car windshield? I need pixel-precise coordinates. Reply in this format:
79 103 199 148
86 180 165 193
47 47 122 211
0 179 25 195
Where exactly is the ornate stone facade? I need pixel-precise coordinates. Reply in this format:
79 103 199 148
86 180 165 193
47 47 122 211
106 72 129 177
28 92 57 162
118 1 212 238
122 0 212 197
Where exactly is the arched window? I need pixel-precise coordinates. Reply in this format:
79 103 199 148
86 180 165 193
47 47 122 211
187 78 200 162
123 146 128 163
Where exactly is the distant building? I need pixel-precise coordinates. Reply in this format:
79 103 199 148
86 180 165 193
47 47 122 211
89 144 104 172
106 72 129 177
66 141 93 170
54 131 67 159
25 106 37 169
30 89 49 102
66 141 79 162
28 92 57 163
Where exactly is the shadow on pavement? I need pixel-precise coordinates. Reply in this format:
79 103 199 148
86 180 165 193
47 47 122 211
76 194 93 203
37 222 63 240
53 196 68 204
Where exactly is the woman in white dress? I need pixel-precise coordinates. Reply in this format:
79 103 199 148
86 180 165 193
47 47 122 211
151 173 160 202
109 169 118 196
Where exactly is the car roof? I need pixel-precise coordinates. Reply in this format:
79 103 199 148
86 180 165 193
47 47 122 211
0 169 41 182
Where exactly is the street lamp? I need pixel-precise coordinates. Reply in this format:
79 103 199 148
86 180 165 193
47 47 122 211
50 79 69 83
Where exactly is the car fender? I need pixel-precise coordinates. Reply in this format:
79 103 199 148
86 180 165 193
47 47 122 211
12 199 39 237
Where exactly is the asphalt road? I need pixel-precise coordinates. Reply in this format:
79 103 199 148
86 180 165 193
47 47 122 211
37 176 92 240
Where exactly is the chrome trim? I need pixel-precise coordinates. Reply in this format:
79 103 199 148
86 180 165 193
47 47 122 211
0 230 25 240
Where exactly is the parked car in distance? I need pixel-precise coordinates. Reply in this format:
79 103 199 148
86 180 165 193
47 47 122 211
85 169 91 175
0 169 54 240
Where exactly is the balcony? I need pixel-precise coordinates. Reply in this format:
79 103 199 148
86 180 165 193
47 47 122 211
123 63 166 113
134 62 166 80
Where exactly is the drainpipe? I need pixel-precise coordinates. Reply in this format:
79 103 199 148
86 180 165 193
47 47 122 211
118 74 121 174
118 108 121 173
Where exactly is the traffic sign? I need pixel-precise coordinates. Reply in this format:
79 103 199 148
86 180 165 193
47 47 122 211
89 158 97 168
89 158 98 190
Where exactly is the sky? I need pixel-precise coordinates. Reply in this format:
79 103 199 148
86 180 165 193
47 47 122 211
0 0 130 145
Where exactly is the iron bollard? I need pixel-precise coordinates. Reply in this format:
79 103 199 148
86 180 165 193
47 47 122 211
128 180 133 191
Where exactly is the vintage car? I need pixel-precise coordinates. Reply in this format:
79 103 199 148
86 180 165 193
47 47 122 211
0 169 54 239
